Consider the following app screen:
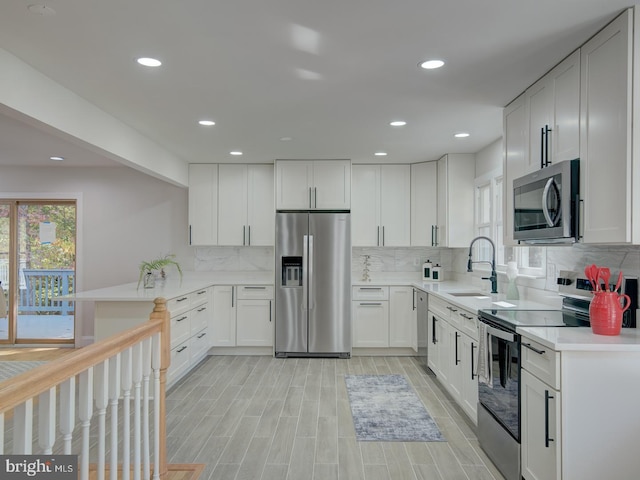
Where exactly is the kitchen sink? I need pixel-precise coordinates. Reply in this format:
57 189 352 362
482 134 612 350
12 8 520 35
447 292 489 297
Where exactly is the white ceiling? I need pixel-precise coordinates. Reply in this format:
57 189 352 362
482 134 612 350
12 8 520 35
0 0 634 171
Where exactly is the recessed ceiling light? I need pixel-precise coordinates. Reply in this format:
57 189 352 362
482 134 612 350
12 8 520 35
454 132 470 138
198 120 215 126
230 151 243 156
420 59 445 70
49 156 64 161
280 137 293 142
390 121 407 127
27 4 56 16
374 152 388 156
136 57 162 67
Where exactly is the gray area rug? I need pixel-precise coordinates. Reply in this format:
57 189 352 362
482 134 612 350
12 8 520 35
344 374 445 442
0 361 46 382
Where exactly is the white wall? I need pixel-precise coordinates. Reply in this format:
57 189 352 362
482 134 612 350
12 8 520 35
475 138 502 176
0 165 190 340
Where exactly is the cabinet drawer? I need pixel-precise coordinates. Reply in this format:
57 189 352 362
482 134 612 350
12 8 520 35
191 328 210 361
171 310 191 349
522 338 560 389
352 286 389 301
457 309 478 340
428 295 452 319
190 302 209 335
169 341 190 380
191 288 210 307
167 293 192 314
236 285 274 300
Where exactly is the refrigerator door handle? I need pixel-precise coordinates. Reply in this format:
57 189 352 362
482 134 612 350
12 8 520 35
308 234 314 310
302 235 308 311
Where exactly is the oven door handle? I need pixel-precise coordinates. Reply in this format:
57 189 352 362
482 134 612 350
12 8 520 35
482 322 517 343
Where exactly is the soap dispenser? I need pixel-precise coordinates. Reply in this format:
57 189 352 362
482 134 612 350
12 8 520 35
422 259 433 281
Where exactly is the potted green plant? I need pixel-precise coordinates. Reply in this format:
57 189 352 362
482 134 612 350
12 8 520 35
137 254 183 289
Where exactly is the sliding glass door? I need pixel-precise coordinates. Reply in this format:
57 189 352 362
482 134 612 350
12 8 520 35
0 200 76 344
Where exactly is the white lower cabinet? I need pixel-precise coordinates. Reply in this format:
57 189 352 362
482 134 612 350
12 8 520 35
521 369 561 480
211 285 274 348
352 285 417 351
426 294 478 425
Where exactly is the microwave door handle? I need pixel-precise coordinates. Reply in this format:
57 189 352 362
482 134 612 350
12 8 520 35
542 178 561 227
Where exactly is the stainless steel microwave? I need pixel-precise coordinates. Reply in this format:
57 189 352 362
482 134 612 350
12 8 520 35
513 159 579 244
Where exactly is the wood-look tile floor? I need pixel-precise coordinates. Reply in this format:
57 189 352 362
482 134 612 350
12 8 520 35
166 355 506 480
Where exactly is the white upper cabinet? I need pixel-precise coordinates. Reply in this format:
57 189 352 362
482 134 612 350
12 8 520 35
352 164 410 246
275 160 351 210
580 8 635 243
410 161 438 246
218 164 274 246
188 164 218 245
503 95 527 247
525 49 580 174
434 154 475 248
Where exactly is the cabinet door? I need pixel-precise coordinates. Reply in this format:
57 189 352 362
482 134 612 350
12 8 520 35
526 76 553 173
247 164 274 246
460 334 478 424
380 165 410 246
313 160 351 209
521 369 561 480
211 285 236 346
427 312 439 373
436 317 450 384
218 164 248 246
188 164 218 245
352 301 389 348
503 95 527 247
411 161 438 246
551 49 580 163
389 286 416 350
236 299 273 346
580 9 632 243
351 165 380 246
275 161 313 209
438 154 475 248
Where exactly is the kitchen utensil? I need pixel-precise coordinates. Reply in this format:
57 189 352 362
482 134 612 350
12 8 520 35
614 271 623 293
599 267 611 292
585 264 599 291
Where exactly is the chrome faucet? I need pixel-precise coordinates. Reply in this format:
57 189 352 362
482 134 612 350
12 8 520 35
467 236 498 294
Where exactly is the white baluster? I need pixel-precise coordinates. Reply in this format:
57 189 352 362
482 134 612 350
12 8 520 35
13 399 33 454
0 412 4 454
121 348 133 480
142 337 152 480
109 354 121 480
152 332 161 480
95 360 109 480
60 377 76 454
79 368 94 480
38 387 56 454
132 342 143 480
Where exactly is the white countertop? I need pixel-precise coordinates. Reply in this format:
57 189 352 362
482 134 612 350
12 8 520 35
65 271 273 302
518 326 640 352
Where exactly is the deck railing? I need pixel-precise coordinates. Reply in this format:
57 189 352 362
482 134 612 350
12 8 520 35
20 268 75 315
0 297 170 480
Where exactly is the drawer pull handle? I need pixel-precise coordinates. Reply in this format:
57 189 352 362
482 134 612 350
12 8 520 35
522 342 546 355
176 297 188 302
446 306 458 312
459 313 474 320
197 307 207 312
177 346 188 353
197 332 207 339
176 316 187 322
244 286 267 289
359 287 382 291
197 290 207 295
360 302 382 306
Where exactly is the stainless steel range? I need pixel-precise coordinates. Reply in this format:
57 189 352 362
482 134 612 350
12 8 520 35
476 271 638 480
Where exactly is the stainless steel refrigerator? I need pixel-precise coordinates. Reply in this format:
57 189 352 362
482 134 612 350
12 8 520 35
275 212 351 357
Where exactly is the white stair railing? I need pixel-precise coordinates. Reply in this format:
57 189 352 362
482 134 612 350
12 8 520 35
0 297 170 480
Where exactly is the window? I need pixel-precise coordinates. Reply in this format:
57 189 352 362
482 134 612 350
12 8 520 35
474 171 545 277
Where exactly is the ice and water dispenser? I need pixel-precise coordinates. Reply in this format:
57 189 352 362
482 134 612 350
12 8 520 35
281 256 303 287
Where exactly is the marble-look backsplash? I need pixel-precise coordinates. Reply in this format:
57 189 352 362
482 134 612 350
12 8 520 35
352 247 453 281
194 246 274 271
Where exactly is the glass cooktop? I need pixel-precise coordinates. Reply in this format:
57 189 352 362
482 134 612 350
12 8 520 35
479 308 590 330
